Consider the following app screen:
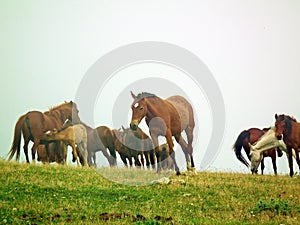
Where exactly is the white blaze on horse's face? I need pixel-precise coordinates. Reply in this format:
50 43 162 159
130 100 147 130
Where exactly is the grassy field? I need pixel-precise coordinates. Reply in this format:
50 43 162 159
0 159 300 225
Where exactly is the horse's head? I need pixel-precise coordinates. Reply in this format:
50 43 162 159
130 91 147 130
70 101 81 124
274 114 286 140
249 143 262 174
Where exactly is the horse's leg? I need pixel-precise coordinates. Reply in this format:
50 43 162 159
185 126 195 168
144 151 150 169
107 146 117 166
134 155 141 168
31 138 41 164
71 143 80 167
120 154 128 167
150 134 161 173
287 146 294 177
23 139 30 163
128 157 133 167
174 134 191 171
166 129 180 175
271 154 278 175
260 157 265 175
292 145 300 174
101 148 113 166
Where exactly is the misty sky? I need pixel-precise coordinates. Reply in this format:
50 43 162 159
1 1 300 174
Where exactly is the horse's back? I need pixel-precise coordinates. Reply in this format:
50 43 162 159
96 126 115 148
166 95 195 130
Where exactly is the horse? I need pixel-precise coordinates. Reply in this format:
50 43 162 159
233 127 283 175
274 114 300 177
62 120 117 167
249 126 298 174
130 92 195 175
114 126 155 169
8 101 81 163
40 124 88 166
156 143 174 170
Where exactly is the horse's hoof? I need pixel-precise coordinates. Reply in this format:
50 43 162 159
176 171 181 176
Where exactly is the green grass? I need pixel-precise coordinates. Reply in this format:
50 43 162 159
0 159 300 225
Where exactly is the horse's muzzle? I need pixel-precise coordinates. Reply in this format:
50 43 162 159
276 135 282 140
130 123 138 130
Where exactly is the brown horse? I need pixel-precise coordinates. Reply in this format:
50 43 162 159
130 92 195 175
8 101 81 163
62 120 117 167
114 126 155 169
233 127 283 175
275 114 300 177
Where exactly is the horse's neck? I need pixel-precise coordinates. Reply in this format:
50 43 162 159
145 97 165 119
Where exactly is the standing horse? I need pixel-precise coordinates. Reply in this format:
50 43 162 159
62 120 117 167
130 92 195 175
8 101 81 163
41 124 88 166
233 127 283 175
114 126 155 169
274 114 300 177
249 126 298 174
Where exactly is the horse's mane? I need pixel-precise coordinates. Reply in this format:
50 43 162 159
46 101 75 113
136 92 156 100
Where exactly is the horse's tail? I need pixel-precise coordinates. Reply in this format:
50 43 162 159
8 114 26 161
232 130 250 168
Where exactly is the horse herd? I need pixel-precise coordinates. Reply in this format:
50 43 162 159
7 91 300 177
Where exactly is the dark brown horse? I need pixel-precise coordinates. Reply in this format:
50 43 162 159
8 101 81 163
275 114 300 177
114 126 155 169
233 127 283 175
130 92 195 175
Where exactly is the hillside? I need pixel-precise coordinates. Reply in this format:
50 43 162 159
0 159 299 225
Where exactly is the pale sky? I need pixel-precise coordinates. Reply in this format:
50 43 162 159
1 1 300 174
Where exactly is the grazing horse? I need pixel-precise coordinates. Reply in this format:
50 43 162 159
233 127 283 174
41 124 88 166
130 92 195 175
62 120 117 167
114 126 155 169
8 101 81 163
249 126 298 174
275 114 300 177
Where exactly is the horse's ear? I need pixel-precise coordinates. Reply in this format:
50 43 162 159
122 125 125 131
275 114 278 119
130 91 136 99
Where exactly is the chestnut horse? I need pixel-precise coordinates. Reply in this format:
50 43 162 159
8 101 81 163
274 114 300 177
233 127 283 174
130 92 195 175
